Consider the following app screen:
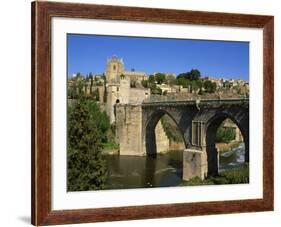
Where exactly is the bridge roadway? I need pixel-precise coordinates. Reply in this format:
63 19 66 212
142 97 249 107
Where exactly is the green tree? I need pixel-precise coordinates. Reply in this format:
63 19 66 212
103 74 107 103
89 73 94 94
187 69 201 80
148 75 155 83
68 85 78 99
88 101 110 143
92 89 100 102
196 79 203 89
191 80 199 92
203 80 217 93
141 80 148 88
77 79 84 95
177 77 188 87
154 73 166 84
177 69 201 81
67 97 108 191
215 126 236 143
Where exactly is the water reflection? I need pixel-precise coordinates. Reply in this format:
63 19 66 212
103 143 246 190
103 150 183 190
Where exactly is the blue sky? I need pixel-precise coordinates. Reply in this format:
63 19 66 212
67 34 249 80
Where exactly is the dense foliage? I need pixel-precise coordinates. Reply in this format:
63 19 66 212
177 69 201 81
176 69 217 93
215 125 236 143
203 80 217 93
180 164 249 186
161 115 184 143
68 73 103 101
143 76 162 95
154 73 166 84
67 97 109 191
142 69 217 95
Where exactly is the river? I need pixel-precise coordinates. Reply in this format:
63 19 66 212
103 143 246 190
219 143 246 172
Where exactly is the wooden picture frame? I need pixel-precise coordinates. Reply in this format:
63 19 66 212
31 1 274 226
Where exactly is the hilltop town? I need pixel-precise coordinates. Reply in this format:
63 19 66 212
68 56 249 123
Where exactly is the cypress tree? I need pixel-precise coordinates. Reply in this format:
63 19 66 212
67 97 107 191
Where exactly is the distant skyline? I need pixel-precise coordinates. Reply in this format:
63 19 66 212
67 34 249 81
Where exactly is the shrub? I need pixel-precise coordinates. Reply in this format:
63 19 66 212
180 164 249 186
216 126 236 143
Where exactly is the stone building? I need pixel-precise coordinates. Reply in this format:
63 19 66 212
105 56 125 83
105 56 148 83
105 56 150 123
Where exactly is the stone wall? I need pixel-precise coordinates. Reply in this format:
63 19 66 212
169 140 185 150
97 86 105 104
115 104 172 156
118 79 130 104
155 121 170 153
129 88 150 104
183 149 205 180
106 84 118 124
106 79 149 124
116 104 144 156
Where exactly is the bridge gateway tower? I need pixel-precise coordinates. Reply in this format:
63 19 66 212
105 56 150 124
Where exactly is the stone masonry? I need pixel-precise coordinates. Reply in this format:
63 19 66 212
155 121 170 153
115 104 144 156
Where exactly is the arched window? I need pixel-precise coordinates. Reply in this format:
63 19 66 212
113 65 116 71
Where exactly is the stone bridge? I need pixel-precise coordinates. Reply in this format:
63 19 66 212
115 98 249 179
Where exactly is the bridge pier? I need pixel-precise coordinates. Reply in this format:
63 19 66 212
183 149 206 180
115 104 145 156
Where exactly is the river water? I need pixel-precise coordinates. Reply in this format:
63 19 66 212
103 143 246 190
219 143 246 173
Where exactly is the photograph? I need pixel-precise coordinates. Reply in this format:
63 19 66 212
66 34 250 191
30 2 274 225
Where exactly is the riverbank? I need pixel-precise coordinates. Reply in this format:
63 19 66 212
180 163 249 186
102 141 119 155
216 140 241 153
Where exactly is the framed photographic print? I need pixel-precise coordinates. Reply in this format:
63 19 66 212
31 1 274 226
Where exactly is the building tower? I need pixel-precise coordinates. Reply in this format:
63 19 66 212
105 56 150 124
106 56 124 83
105 56 126 123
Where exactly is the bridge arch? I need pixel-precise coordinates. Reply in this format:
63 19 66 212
144 108 186 156
204 110 249 176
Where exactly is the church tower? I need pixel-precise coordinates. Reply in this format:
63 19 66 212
106 56 124 83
